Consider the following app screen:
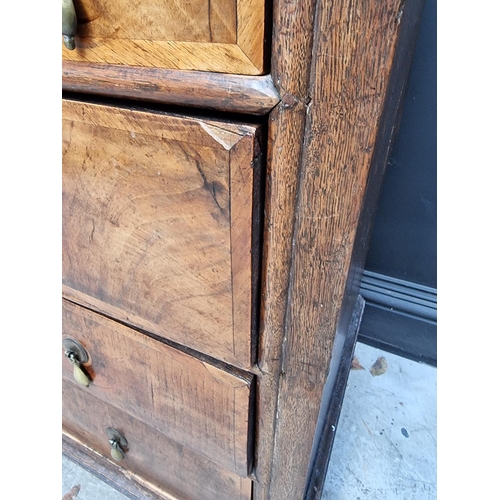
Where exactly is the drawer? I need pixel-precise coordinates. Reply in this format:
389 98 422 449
62 99 261 368
62 0 265 75
62 299 255 476
63 380 253 500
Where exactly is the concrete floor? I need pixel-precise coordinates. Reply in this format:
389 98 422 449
321 343 436 500
63 458 129 500
62 342 436 499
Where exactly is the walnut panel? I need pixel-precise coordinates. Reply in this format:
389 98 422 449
62 99 257 368
62 299 254 476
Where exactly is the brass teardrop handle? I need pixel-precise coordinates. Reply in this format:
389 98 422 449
62 0 77 50
63 338 91 387
106 428 128 461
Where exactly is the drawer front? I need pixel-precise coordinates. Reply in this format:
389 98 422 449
62 300 254 476
62 0 265 75
62 99 259 368
63 380 253 500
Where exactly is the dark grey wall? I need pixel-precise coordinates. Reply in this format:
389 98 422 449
359 0 437 365
365 0 436 287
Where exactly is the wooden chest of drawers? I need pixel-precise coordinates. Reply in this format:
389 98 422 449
62 0 423 498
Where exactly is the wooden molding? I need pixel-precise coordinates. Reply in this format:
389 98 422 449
62 62 280 115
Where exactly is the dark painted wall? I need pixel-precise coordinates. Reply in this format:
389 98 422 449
366 0 436 287
359 0 437 364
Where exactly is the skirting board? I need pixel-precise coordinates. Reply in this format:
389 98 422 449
359 271 437 366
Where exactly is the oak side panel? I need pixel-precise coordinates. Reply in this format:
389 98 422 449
252 0 318 497
62 63 280 115
265 0 418 498
62 100 257 369
304 1 425 496
62 299 253 476
63 381 253 500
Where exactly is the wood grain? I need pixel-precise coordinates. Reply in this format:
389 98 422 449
260 0 421 498
64 435 169 500
62 299 254 476
304 295 365 499
304 3 426 495
72 0 236 43
63 0 265 74
59 0 424 497
237 0 265 68
63 382 253 500
62 99 259 369
62 63 280 115
251 0 318 497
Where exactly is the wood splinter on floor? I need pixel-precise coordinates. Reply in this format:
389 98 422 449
63 484 81 500
370 356 388 376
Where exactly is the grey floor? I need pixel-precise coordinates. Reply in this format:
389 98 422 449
322 343 436 499
62 343 437 499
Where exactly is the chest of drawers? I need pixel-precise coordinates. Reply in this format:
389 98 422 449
62 0 423 498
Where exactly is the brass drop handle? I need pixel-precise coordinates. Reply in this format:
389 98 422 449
106 428 128 461
63 338 91 387
62 0 78 50
67 353 90 387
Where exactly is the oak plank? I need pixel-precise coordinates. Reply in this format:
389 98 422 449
251 0 318 497
301 4 426 494
63 99 258 368
304 296 365 499
63 382 253 500
262 0 424 498
62 299 254 476
62 63 280 115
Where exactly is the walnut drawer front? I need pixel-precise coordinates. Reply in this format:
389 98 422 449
63 380 252 500
62 99 260 369
62 299 255 477
62 0 265 75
